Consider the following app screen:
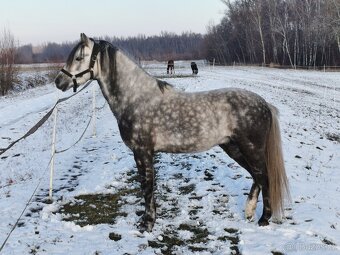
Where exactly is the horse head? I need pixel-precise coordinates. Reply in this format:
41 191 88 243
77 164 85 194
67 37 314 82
55 33 100 92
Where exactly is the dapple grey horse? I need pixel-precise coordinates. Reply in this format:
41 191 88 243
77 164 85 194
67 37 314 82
55 33 290 232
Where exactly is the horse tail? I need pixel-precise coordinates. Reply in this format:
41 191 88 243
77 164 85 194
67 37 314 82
266 105 290 219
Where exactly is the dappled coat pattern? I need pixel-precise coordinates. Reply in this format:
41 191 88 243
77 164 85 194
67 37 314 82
55 34 290 232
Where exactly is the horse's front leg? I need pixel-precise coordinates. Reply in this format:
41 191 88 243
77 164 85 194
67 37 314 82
133 149 156 232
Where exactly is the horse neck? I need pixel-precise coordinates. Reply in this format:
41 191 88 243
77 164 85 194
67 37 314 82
96 47 159 119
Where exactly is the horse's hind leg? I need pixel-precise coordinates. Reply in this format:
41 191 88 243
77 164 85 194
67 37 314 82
246 182 260 221
244 159 272 225
220 142 261 221
221 140 272 225
238 148 272 226
258 175 271 226
133 149 156 232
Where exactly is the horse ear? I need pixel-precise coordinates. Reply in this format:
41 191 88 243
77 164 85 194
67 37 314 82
80 33 90 46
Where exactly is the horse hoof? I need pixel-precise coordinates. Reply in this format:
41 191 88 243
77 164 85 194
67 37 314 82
138 216 154 232
246 215 255 222
258 218 269 226
138 223 147 233
138 222 154 233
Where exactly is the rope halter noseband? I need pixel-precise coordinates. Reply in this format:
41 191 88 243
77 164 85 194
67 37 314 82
60 40 101 92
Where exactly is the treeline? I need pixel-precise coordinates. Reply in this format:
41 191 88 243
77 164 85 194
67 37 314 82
16 43 75 64
16 32 205 64
105 32 204 60
204 0 340 67
12 0 340 67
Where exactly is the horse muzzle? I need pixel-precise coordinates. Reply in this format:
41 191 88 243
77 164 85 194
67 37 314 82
55 73 72 92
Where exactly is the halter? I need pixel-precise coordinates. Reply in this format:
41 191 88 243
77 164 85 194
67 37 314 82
60 40 101 92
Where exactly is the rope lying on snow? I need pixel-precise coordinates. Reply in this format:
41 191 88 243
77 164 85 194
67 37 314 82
0 156 53 252
0 80 96 252
0 81 92 156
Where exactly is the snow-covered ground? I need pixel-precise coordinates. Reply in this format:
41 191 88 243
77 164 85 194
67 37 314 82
0 63 339 255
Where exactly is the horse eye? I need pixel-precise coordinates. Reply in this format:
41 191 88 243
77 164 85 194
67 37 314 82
75 57 83 61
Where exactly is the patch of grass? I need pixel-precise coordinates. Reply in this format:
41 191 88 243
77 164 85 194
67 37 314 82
109 232 122 241
188 246 208 252
204 170 214 181
189 208 202 216
224 228 239 234
189 195 203 200
218 235 239 245
57 188 137 227
213 209 224 215
218 228 241 254
325 133 340 143
178 224 209 244
159 203 180 219
172 173 183 179
178 184 196 195
148 224 210 254
148 232 185 254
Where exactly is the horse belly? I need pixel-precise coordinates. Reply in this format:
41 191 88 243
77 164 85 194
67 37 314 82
153 118 232 153
155 132 231 153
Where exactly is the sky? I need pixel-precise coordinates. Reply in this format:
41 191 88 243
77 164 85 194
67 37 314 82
0 0 226 46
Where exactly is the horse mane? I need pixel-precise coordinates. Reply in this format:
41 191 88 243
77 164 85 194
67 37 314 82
96 40 118 85
157 79 173 94
97 40 173 94
66 42 82 66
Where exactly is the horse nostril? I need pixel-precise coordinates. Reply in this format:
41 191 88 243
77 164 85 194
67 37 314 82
55 76 62 86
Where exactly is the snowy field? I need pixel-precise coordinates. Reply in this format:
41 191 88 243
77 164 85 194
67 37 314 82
0 63 339 254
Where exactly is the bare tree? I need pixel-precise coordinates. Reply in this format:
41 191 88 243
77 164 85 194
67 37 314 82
331 0 340 53
0 27 18 96
251 0 267 64
205 0 340 67
273 0 295 67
